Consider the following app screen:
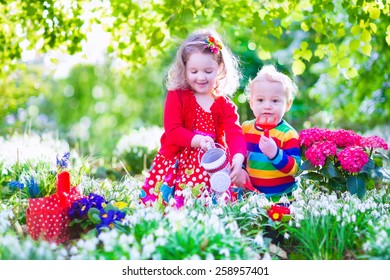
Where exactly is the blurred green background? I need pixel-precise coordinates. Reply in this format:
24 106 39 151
1 0 389 177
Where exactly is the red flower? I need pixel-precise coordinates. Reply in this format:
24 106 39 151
208 36 216 43
267 205 290 221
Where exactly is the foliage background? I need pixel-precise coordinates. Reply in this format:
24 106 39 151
1 0 389 171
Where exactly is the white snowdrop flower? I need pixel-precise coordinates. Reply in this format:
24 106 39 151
251 207 258 215
240 203 249 213
70 246 79 255
190 210 198 218
219 248 230 258
155 237 167 246
168 197 177 207
190 254 201 260
142 243 156 259
99 230 118 252
123 214 137 225
211 207 223 216
362 241 371 252
351 214 356 223
225 221 239 233
206 253 215 260
58 248 68 259
78 237 99 251
155 226 166 237
141 234 154 245
329 207 337 216
119 233 135 245
254 233 265 247
262 252 272 260
182 187 193 198
145 212 157 222
313 209 320 217
278 196 290 205
284 232 290 240
371 210 380 219
130 248 141 260
36 245 47 257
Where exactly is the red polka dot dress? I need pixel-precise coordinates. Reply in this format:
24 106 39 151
140 103 237 208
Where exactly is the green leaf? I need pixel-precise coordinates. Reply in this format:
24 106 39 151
361 158 375 173
361 29 371 43
104 202 118 211
368 7 380 20
301 49 312 62
323 160 338 178
149 28 165 47
386 26 390 45
361 44 372 56
346 67 358 79
301 22 309 32
314 48 325 59
365 178 375 190
301 172 324 181
328 67 339 78
339 57 350 69
351 25 360 35
328 177 347 191
346 175 365 198
349 39 360 51
258 50 272 60
292 59 306 75
300 160 316 171
88 208 101 224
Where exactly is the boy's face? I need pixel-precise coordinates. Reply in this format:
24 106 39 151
249 80 292 123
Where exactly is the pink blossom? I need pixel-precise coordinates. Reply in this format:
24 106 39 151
359 136 389 150
337 146 369 173
333 129 362 147
305 140 337 167
299 127 330 147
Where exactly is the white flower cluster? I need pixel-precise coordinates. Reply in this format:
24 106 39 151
0 132 70 171
114 126 164 156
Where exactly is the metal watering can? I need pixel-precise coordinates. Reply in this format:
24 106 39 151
198 143 231 193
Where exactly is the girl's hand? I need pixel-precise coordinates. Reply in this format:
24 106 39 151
191 135 214 149
229 153 244 182
259 135 278 159
199 136 214 150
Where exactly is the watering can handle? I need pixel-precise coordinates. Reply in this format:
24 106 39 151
197 142 226 165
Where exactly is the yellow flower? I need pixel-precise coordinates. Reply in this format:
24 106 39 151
113 201 127 209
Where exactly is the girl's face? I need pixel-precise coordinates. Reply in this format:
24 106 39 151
185 52 220 95
249 80 292 123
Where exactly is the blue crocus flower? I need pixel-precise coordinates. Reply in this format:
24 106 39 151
8 180 25 190
25 176 41 198
56 152 70 170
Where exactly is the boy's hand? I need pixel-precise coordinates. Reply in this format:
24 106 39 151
259 135 278 159
233 168 249 187
229 153 244 183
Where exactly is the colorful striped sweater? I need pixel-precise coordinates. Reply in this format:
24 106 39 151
242 119 301 199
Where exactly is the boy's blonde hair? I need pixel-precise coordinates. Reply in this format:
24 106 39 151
166 29 241 96
246 65 298 104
